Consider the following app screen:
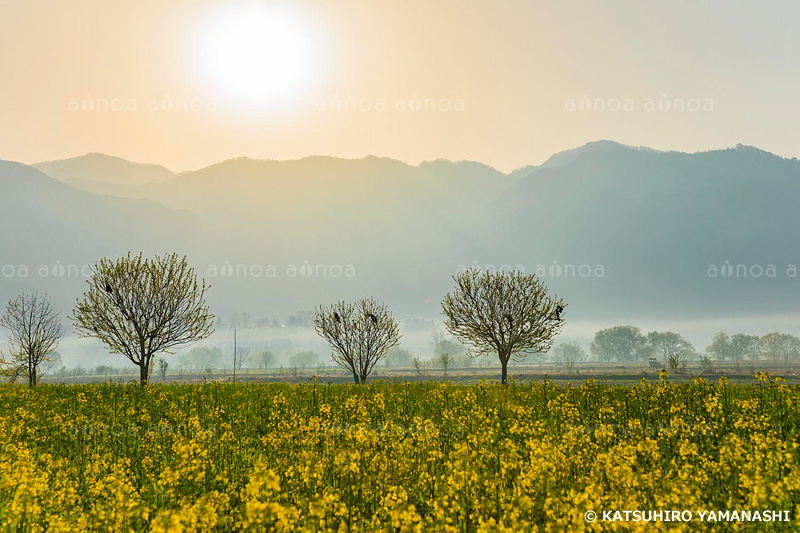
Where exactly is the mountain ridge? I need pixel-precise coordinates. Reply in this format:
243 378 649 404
4 140 798 325
33 153 176 186
32 141 799 186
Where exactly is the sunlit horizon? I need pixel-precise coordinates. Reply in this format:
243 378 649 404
2 0 799 173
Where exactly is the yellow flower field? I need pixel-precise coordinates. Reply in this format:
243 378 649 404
0 375 797 531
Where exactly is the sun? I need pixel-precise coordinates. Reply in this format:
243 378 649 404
202 5 315 104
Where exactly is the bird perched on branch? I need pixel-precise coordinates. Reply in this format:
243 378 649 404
555 305 564 321
105 282 113 294
366 312 378 324
333 312 341 323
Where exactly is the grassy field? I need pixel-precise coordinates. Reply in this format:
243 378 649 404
0 375 798 531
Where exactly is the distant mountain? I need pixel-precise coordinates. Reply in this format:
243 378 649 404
5 142 800 325
507 165 538 181
134 155 510 312
34 153 175 186
0 160 196 309
493 143 800 320
539 140 656 169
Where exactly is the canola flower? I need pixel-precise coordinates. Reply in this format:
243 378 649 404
0 376 797 531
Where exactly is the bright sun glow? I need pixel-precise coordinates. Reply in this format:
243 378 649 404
204 6 314 103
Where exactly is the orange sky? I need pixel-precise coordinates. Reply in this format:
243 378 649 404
1 0 799 172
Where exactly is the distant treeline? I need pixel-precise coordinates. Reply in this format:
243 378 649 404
552 327 800 371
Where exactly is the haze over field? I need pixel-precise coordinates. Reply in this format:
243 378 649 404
2 1 799 368
3 140 800 368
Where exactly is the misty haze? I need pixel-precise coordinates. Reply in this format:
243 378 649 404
3 142 800 373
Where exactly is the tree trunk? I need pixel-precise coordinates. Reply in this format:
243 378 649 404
501 358 508 385
353 372 360 385
140 362 149 385
28 350 34 386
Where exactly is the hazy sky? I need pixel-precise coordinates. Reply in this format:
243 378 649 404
1 0 798 172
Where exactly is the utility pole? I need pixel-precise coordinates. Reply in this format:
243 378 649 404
233 328 237 383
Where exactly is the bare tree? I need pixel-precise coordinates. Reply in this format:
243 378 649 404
412 356 424 377
442 269 565 384
552 341 586 373
760 332 800 362
71 253 214 385
259 350 275 369
384 346 413 368
234 346 250 374
706 331 732 361
647 331 695 371
591 326 649 362
314 298 401 384
291 350 318 372
157 358 169 381
730 333 761 367
0 293 63 386
40 351 63 379
438 351 454 375
432 331 465 361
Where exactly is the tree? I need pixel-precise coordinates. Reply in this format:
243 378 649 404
288 311 314 328
384 347 413 368
759 333 800 362
314 298 401 384
552 341 586 372
178 346 223 370
0 293 64 386
412 356 424 377
699 354 714 372
647 331 695 370
590 326 648 362
442 269 565 385
94 364 118 376
257 350 275 369
456 352 474 369
290 350 319 370
157 358 169 381
438 352 454 375
40 350 63 379
730 334 760 365
432 331 465 361
234 346 250 373
432 331 463 375
71 253 215 385
706 332 732 361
